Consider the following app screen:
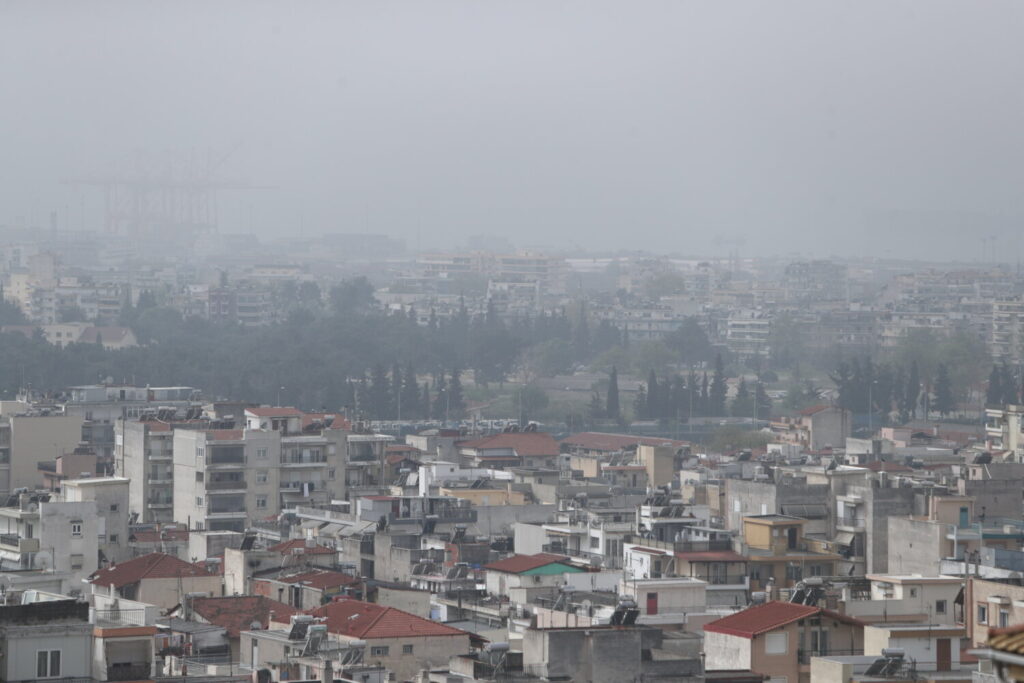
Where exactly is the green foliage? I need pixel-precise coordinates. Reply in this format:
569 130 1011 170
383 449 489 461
708 425 771 452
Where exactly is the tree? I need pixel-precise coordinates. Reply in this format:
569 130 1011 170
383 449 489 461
987 364 1003 406
633 384 648 420
665 317 715 365
646 370 660 419
447 369 466 418
330 277 376 315
731 379 752 418
932 364 955 417
369 363 390 419
401 363 421 420
709 354 728 416
901 361 920 423
755 380 772 420
588 391 605 420
606 366 621 420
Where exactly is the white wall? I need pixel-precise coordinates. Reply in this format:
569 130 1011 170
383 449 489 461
704 631 751 671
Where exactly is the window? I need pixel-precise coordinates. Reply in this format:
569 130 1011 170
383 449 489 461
256 470 268 484
370 646 389 657
257 448 268 459
402 644 414 654
70 554 84 570
109 503 118 512
909 588 917 598
37 650 61 678
196 496 204 507
256 495 268 509
1001 610 1010 628
936 600 947 614
196 471 204 483
71 521 82 537
765 633 788 655
978 604 988 624
328 468 336 480
589 536 600 549
109 534 118 544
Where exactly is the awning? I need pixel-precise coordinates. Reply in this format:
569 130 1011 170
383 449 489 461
300 520 327 531
319 523 344 536
834 531 856 546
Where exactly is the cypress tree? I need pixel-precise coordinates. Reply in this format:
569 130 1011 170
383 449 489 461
606 366 621 420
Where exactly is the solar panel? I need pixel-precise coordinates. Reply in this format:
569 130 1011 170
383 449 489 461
863 659 888 676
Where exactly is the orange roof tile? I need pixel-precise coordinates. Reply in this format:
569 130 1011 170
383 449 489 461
89 552 214 588
309 598 471 639
704 601 863 638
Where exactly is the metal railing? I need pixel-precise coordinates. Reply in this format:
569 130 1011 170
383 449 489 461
674 539 733 553
207 479 247 491
94 608 148 627
106 663 151 681
798 648 863 664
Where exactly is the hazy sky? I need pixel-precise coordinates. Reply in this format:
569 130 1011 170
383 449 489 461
2 1 1023 260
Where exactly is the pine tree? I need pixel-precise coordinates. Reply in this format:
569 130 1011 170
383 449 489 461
902 361 920 423
646 370 660 419
1000 363 1020 405
709 353 728 416
448 369 466 418
634 385 648 419
401 363 421 420
987 364 1003 406
433 374 448 420
606 366 621 420
755 380 772 421
700 372 710 417
390 363 403 419
421 381 432 419
369 363 390 419
731 379 752 417
933 364 955 417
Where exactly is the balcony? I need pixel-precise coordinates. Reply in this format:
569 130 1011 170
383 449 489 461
704 574 750 586
0 534 40 553
206 479 248 491
94 608 148 628
146 477 172 486
106 663 152 681
674 539 733 553
280 454 328 467
147 500 172 508
836 515 866 531
798 648 863 665
207 447 245 467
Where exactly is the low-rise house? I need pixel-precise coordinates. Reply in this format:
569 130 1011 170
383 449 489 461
252 569 360 609
457 432 560 469
741 515 841 593
184 595 299 662
704 601 864 683
618 576 707 628
0 598 93 683
307 598 476 681
483 553 584 605
88 552 221 610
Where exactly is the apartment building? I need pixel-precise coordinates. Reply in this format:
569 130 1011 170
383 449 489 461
173 411 349 532
0 409 83 497
117 419 176 523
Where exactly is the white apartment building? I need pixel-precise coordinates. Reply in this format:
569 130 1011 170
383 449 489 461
117 419 176 524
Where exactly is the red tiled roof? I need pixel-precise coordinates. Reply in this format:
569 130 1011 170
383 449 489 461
129 529 189 543
276 569 359 590
458 432 560 457
207 429 243 441
309 598 471 639
246 406 305 418
89 552 214 588
675 550 747 563
483 553 571 574
268 539 335 556
191 596 300 637
798 405 830 416
704 601 863 638
561 432 688 452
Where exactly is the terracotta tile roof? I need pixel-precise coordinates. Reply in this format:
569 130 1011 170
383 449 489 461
129 529 190 543
89 552 214 588
483 553 571 574
268 539 335 556
458 432 560 457
561 432 689 452
704 601 863 638
276 570 359 590
191 596 300 637
309 598 470 639
798 405 831 416
207 429 243 441
246 406 304 418
988 622 1024 654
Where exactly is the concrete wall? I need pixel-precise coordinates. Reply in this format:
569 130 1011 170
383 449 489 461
2 623 92 680
136 575 222 610
8 415 84 494
523 628 648 683
356 634 470 682
375 586 431 617
704 631 751 671
39 500 99 592
62 477 130 563
886 517 946 575
512 522 549 555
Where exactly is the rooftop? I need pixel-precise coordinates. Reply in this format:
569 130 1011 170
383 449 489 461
90 552 214 588
483 553 573 574
309 598 472 639
191 595 300 637
704 601 863 638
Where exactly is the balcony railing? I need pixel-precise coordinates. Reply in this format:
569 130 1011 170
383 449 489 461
106 663 152 681
207 479 247 491
208 452 245 466
704 574 750 586
94 608 148 627
674 539 733 553
798 648 863 664
0 534 39 552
